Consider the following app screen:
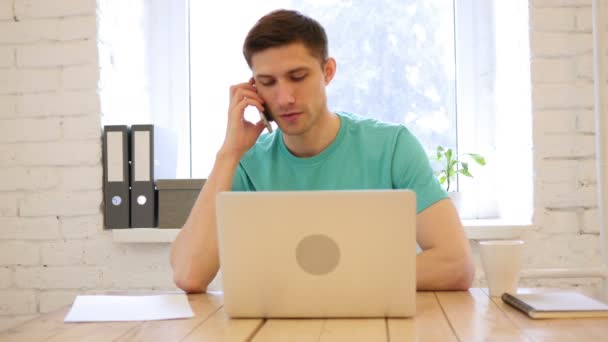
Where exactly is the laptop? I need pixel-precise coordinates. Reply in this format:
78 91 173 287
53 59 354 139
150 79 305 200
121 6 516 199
216 190 417 318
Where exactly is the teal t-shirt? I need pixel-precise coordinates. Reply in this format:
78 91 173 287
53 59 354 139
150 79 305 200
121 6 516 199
232 112 447 213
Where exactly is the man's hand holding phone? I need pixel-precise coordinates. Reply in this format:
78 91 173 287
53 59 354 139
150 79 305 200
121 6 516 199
220 78 270 160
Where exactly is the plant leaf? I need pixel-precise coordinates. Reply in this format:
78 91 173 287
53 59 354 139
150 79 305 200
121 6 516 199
448 159 458 172
445 148 453 161
460 168 473 177
447 166 455 178
467 153 486 165
436 145 445 159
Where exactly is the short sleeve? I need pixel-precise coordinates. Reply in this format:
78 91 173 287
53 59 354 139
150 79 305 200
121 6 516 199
231 163 255 191
391 128 448 213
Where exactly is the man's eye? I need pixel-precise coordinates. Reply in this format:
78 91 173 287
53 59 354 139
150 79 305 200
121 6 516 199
259 80 275 86
292 74 307 81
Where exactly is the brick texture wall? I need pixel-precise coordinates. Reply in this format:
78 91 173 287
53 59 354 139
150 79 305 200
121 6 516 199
521 0 605 288
0 0 175 331
0 0 606 332
469 0 606 290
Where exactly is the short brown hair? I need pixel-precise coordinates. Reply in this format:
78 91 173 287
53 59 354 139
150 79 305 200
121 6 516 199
243 9 328 67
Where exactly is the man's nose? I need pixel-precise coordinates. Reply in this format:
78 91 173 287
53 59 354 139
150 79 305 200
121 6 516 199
276 83 295 107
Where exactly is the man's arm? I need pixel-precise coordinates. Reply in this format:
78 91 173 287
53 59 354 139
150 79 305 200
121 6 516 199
169 153 240 293
415 198 475 290
170 80 266 293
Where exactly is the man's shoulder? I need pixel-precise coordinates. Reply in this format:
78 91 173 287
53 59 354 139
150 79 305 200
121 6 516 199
241 131 279 163
338 111 410 140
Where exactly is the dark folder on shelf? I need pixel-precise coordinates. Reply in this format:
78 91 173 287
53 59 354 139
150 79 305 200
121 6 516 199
130 125 156 228
103 125 130 229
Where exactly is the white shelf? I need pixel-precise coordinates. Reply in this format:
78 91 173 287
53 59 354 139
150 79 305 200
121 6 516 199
461 219 530 240
112 228 180 243
111 220 530 243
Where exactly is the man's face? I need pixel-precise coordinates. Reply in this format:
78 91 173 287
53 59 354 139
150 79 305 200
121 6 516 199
251 42 334 136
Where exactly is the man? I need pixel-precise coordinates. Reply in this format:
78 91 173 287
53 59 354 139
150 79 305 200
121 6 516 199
170 9 474 293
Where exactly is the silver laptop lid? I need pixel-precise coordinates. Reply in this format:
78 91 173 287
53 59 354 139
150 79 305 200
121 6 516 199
216 190 417 318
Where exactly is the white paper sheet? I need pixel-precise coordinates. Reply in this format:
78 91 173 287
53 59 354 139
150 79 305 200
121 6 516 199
64 294 194 322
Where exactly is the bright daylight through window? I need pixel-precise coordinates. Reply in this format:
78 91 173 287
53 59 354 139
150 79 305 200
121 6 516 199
190 0 456 180
99 0 531 222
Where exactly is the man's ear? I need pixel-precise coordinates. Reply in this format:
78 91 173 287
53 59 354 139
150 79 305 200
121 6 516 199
323 58 337 85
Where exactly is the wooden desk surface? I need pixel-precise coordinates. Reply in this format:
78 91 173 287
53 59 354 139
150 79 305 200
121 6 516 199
2 288 607 342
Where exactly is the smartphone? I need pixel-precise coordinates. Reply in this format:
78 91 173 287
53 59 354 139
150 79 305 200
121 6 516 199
259 109 273 133
252 79 273 133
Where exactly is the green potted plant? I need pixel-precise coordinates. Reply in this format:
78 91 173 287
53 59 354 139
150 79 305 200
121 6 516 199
432 145 486 211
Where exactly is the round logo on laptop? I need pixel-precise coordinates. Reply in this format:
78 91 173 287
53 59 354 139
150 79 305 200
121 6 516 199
295 234 340 275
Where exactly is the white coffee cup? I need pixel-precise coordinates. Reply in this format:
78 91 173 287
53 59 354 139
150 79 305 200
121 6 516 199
479 240 524 297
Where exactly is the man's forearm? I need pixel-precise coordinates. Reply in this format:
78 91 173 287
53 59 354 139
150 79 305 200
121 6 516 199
416 247 475 291
170 152 240 293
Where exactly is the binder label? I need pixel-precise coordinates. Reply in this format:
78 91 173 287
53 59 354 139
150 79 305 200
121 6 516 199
107 132 124 182
134 131 151 181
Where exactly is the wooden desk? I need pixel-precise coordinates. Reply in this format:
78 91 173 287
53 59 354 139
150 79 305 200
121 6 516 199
2 288 607 341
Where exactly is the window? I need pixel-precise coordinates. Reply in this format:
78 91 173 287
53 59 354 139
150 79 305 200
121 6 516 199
100 0 532 221
454 0 532 221
98 0 190 179
190 0 457 181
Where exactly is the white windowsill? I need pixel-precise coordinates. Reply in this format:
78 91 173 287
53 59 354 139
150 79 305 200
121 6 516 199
112 219 530 243
461 219 530 240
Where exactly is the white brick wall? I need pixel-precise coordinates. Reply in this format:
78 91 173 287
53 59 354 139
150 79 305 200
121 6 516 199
0 1 13 21
14 0 96 19
0 193 19 216
531 8 577 31
0 167 60 191
40 240 85 266
39 290 78 313
0 217 61 240
16 91 100 117
0 268 12 288
9 141 101 166
19 191 102 216
17 41 98 67
62 116 103 140
59 166 103 190
62 65 99 90
576 54 596 79
0 290 36 315
532 58 576 83
0 0 177 331
533 83 595 108
0 95 16 118
533 0 592 7
0 118 62 143
0 241 39 265
15 266 102 289
0 46 14 67
0 69 61 94
582 208 600 233
526 0 605 294
530 32 592 56
0 0 606 333
575 7 593 31
60 215 103 239
0 17 96 43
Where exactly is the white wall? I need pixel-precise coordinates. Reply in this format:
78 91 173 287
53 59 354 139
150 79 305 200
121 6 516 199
0 0 606 332
522 0 605 285
0 0 176 331
468 0 606 290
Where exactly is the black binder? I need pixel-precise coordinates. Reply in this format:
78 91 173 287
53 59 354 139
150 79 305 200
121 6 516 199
103 125 130 229
130 125 156 227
